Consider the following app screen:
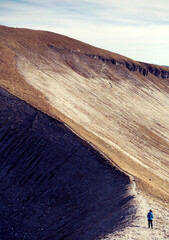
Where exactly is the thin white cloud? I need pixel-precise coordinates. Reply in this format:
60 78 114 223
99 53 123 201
1 0 169 25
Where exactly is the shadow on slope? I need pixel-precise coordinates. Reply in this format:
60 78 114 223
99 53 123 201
0 88 136 240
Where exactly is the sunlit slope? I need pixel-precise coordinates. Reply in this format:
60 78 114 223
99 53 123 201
0 25 169 203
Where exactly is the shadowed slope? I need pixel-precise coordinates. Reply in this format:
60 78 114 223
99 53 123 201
0 88 136 240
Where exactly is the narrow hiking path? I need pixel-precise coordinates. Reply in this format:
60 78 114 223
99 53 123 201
105 196 169 240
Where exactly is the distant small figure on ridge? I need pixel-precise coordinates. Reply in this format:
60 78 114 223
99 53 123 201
147 209 153 229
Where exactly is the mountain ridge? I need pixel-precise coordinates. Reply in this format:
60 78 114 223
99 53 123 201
1 24 169 239
0 25 169 204
1 25 169 77
1 87 139 239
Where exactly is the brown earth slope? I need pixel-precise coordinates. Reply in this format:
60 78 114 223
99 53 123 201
0 25 169 207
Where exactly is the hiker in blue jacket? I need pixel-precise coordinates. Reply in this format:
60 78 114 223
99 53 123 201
147 210 153 229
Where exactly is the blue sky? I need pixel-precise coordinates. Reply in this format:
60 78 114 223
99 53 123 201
0 0 169 65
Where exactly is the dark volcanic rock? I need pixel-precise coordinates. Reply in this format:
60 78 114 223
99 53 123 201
0 88 135 240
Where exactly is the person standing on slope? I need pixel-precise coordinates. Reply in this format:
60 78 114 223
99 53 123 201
147 210 153 229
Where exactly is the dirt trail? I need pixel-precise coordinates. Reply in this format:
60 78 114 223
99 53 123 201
106 190 169 240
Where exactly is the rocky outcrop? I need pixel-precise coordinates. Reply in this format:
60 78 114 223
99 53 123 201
0 88 136 240
86 54 169 79
147 66 169 78
48 45 169 79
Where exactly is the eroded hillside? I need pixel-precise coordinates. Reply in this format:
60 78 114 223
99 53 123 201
0 26 169 238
